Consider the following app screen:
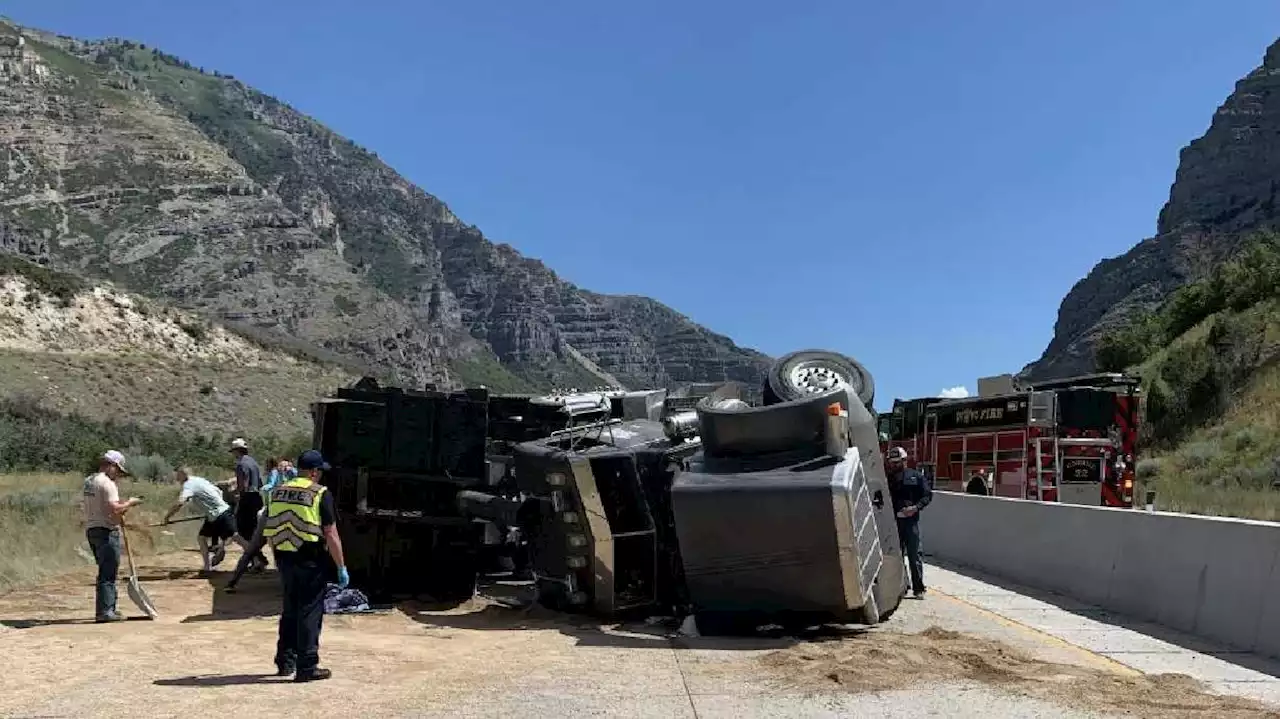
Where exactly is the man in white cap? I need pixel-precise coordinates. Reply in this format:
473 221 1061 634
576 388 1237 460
886 446 932 598
230 437 269 571
81 450 143 622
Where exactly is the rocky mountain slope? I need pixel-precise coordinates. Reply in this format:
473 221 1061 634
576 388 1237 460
0 255 355 437
0 20 771 393
1023 38 1280 380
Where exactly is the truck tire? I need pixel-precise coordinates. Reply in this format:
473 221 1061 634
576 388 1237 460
766 350 875 409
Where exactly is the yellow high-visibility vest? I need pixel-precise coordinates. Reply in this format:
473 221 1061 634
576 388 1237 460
263 477 326 552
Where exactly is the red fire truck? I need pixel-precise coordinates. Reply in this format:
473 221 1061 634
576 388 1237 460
877 373 1140 507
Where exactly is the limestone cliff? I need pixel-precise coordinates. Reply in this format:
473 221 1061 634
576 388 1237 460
0 20 771 393
1024 37 1280 380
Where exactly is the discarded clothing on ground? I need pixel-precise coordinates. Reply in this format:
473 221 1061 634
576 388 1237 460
324 584 372 614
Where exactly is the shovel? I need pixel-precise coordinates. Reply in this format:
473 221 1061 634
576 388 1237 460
148 516 203 528
120 524 159 620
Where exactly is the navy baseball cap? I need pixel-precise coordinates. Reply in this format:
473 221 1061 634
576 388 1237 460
296 449 331 471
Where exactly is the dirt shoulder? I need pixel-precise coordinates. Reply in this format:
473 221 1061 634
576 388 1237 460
0 551 1274 719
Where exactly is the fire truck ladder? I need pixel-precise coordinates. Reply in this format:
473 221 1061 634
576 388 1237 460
1032 436 1059 501
921 413 938 483
1029 391 1057 501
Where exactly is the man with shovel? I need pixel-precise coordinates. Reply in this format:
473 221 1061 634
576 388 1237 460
162 466 253 573
81 450 142 623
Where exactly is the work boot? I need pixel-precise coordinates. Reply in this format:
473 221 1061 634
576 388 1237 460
293 667 332 683
275 663 296 677
95 611 125 623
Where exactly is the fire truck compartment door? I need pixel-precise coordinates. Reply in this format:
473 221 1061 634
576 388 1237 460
1057 454 1105 506
1058 481 1102 506
1061 456 1103 483
995 470 1025 498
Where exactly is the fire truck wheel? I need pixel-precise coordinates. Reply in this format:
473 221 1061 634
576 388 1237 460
766 350 875 409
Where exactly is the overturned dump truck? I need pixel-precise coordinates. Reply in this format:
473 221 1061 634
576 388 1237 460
310 349 908 633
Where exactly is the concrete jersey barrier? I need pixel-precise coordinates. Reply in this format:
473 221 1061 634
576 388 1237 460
923 491 1280 660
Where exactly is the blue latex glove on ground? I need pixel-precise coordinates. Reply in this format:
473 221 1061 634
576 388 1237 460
336 566 350 589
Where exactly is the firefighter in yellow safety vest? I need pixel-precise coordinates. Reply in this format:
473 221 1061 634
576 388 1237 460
262 449 347 682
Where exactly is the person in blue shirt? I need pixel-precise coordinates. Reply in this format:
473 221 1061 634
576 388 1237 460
262 458 297 501
886 446 932 599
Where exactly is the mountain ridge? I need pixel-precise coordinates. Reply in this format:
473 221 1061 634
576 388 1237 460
1023 37 1280 381
0 19 772 394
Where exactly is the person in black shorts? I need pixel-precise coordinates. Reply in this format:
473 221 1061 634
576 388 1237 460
201 509 238 552
163 467 251 572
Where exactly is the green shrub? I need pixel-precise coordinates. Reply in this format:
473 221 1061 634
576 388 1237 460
178 319 208 342
0 488 77 517
1135 457 1162 479
1227 426 1261 453
0 254 86 306
1096 230 1280 372
1096 317 1158 372
1220 461 1277 490
0 394 309 475
332 294 359 316
126 453 171 482
1161 281 1224 340
1179 439 1221 470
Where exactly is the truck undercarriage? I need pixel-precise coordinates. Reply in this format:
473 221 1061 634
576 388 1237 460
311 350 909 633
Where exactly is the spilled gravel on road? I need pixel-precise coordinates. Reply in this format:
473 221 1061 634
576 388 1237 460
757 626 1279 718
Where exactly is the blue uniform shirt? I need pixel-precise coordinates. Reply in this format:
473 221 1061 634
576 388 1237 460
889 467 933 521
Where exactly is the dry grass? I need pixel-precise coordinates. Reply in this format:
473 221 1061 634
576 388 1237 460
0 349 353 438
0 471 207 591
1148 481 1280 522
1143 361 1280 521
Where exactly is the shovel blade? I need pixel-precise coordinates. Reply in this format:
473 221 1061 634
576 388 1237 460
127 576 159 619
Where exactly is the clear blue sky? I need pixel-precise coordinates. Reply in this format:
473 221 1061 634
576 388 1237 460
9 1 1280 408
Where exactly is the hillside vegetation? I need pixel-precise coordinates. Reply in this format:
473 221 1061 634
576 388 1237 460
0 19 771 393
1097 231 1280 519
0 254 348 476
0 471 203 590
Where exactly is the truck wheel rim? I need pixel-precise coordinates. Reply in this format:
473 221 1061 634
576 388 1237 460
788 360 855 395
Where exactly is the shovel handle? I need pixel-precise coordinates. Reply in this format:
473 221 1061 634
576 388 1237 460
149 516 202 527
121 524 138 577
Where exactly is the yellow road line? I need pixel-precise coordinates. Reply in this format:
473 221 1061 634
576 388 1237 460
931 588 1143 677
